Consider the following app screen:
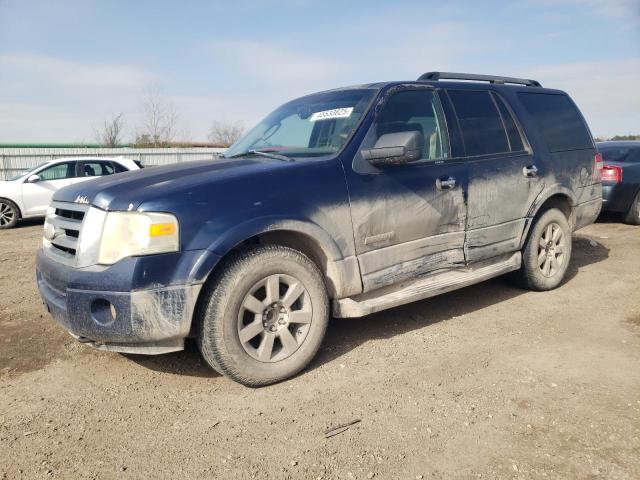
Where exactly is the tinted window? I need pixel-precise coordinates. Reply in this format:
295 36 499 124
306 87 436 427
518 92 592 152
448 90 509 156
113 162 129 173
600 146 640 163
374 89 449 160
492 93 525 152
82 162 114 177
38 162 76 180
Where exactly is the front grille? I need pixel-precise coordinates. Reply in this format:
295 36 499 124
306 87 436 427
44 201 89 264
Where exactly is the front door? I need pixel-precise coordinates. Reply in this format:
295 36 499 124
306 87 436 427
21 161 79 216
343 87 468 292
444 89 543 261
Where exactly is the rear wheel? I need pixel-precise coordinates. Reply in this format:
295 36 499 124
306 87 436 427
0 199 19 229
516 208 572 291
198 245 329 387
623 192 640 225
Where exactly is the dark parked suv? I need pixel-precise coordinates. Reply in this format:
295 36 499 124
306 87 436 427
36 72 602 386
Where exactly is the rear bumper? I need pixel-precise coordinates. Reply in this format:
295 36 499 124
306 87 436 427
36 249 204 354
574 197 602 231
602 183 638 213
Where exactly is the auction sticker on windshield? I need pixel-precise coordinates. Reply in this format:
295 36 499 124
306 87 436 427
309 107 354 122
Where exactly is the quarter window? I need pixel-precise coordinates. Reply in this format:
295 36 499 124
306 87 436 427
372 89 449 161
518 92 592 152
38 162 77 180
448 90 509 156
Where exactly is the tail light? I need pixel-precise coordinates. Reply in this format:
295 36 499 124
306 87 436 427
593 152 603 182
601 165 622 183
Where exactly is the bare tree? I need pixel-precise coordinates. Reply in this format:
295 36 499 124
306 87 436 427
96 113 125 147
136 88 178 147
208 121 244 147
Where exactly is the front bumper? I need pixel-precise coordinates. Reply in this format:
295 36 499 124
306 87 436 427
36 249 204 354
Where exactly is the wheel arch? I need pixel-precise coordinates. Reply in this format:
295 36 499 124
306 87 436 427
519 188 576 250
528 186 576 225
197 217 362 301
0 196 22 219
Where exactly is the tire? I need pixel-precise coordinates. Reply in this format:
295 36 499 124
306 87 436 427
197 245 329 387
623 192 640 225
515 208 572 291
0 199 19 229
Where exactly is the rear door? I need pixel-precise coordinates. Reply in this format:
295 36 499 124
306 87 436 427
444 89 541 262
343 86 468 292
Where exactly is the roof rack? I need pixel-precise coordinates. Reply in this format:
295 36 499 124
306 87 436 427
417 71 541 87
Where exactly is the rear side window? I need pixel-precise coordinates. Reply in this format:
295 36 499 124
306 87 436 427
113 162 128 173
518 92 592 152
82 161 115 177
447 90 509 156
492 93 525 152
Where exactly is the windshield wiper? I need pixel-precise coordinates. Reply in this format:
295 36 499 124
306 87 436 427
225 149 294 162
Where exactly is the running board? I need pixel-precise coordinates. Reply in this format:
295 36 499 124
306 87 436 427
333 252 521 318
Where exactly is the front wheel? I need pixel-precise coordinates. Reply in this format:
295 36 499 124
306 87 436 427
516 208 572 291
623 192 640 225
0 199 19 229
198 245 329 387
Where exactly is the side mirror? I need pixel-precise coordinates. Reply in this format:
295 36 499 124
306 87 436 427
361 131 424 166
26 174 41 183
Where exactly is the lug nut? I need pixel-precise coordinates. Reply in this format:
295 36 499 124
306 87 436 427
269 325 277 332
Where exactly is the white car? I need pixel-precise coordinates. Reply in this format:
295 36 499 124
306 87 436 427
0 157 141 229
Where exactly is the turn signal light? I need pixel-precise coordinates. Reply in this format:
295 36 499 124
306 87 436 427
149 223 177 237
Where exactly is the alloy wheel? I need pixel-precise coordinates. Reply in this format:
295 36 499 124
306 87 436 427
537 222 566 277
0 202 16 227
237 274 313 363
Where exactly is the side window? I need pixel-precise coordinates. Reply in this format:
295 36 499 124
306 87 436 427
38 162 77 181
492 93 525 152
447 90 509 156
113 162 128 173
373 89 449 161
518 92 592 152
82 162 115 177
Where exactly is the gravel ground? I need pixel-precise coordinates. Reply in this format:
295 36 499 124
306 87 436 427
1 220 639 479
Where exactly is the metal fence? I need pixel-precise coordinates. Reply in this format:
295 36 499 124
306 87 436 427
0 147 227 180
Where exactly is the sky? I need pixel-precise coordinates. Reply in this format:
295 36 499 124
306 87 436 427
0 0 638 143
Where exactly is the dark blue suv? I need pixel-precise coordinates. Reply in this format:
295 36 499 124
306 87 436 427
36 72 603 386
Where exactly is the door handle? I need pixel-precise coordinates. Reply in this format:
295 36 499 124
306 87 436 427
436 177 457 190
523 165 538 178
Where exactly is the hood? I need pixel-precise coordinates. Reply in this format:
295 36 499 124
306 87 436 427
53 157 284 211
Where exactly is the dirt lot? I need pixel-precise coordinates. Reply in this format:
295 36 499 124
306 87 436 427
0 220 639 479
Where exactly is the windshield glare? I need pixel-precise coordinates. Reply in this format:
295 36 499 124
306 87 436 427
225 88 377 159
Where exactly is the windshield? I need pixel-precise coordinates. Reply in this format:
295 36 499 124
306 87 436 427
600 146 640 163
8 162 49 181
225 88 378 159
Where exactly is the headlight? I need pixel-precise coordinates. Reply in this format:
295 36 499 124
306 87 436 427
96 211 179 265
